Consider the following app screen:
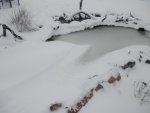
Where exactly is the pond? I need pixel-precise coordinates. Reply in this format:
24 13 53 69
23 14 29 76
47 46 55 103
56 27 150 62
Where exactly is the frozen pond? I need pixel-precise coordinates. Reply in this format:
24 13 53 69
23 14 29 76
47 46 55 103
56 27 150 62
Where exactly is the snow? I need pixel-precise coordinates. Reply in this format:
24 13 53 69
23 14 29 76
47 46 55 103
0 44 150 113
0 0 150 113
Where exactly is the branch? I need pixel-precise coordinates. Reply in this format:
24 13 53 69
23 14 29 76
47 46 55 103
79 0 83 10
1 24 23 40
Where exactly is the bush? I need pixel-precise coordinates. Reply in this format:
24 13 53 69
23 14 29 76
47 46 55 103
134 81 150 103
9 7 38 32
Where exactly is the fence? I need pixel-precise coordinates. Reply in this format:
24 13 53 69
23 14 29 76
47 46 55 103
0 0 20 9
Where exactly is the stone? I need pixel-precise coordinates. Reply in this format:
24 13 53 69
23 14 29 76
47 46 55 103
121 61 136 70
108 76 116 84
95 84 103 91
116 75 121 81
145 60 150 64
138 27 145 31
50 103 62 111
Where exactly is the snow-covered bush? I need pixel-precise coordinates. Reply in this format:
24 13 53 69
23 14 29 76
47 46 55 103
9 7 38 32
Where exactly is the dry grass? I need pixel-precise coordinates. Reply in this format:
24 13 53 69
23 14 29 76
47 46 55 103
9 7 37 32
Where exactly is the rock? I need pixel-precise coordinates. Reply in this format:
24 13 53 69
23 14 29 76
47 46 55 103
45 36 55 42
116 75 121 81
145 60 150 64
108 76 116 84
108 75 121 84
108 76 115 83
93 13 101 17
76 102 82 110
95 84 103 91
138 27 145 31
68 108 76 113
68 88 94 113
81 97 88 106
59 16 67 23
133 22 137 25
38 25 43 28
87 92 93 100
121 61 136 70
50 103 62 111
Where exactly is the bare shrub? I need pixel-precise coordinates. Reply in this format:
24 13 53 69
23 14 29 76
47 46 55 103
134 81 150 103
9 7 38 32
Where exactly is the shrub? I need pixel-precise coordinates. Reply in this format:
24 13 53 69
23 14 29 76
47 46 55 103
134 81 150 103
9 7 38 32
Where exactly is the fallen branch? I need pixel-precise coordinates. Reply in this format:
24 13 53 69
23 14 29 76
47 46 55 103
0 24 23 40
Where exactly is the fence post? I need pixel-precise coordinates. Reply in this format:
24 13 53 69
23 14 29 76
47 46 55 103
8 0 12 8
18 0 20 6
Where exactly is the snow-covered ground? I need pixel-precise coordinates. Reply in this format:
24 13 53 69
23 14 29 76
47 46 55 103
0 43 150 113
0 0 150 113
